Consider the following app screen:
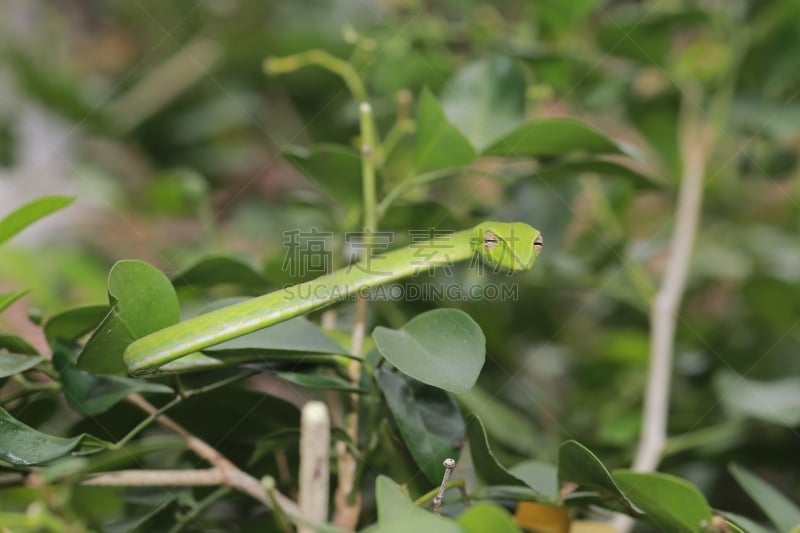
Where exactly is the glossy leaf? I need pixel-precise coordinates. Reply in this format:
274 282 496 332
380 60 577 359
465 415 528 488
0 196 74 246
78 260 180 375
0 406 107 465
729 463 800 532
283 143 362 206
508 460 560 501
44 305 109 344
171 255 267 289
534 159 661 189
0 290 28 314
722 512 775 533
558 441 635 511
0 353 44 378
415 87 476 171
714 370 800 426
276 371 363 392
482 118 622 158
458 502 522 533
613 470 712 532
376 368 465 483
458 386 541 455
441 56 526 151
373 309 485 393
59 363 173 416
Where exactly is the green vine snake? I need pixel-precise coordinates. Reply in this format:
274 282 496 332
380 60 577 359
123 221 543 375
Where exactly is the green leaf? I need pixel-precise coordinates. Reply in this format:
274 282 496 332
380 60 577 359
414 87 476 171
465 415 528 488
457 386 541 455
283 143 362 207
376 368 465 483
59 363 173 416
613 470 713 532
0 290 28 314
440 56 526 151
172 255 267 289
44 305 109 344
78 260 180 375
0 196 74 246
0 406 108 465
482 118 622 158
458 502 522 533
558 441 635 511
276 371 363 393
0 334 38 355
372 309 485 394
729 463 800 532
714 370 800 426
508 461 560 501
721 512 775 533
535 159 662 189
0 353 44 378
366 475 462 533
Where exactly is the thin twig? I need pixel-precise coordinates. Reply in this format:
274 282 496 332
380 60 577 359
433 458 456 516
82 468 225 486
125 393 300 518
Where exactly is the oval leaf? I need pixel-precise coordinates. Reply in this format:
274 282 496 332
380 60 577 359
441 56 526 151
0 196 74 246
78 260 180 375
367 475 462 533
482 118 622 158
373 308 485 393
172 255 267 289
59 363 173 416
558 441 636 511
44 305 109 344
0 406 108 465
376 368 465 483
0 353 44 378
613 470 713 532
465 415 528 488
458 502 523 533
415 87 476 171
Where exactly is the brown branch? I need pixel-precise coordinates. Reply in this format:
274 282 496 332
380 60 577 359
126 393 300 518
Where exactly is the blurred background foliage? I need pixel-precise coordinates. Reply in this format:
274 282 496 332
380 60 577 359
1 0 799 531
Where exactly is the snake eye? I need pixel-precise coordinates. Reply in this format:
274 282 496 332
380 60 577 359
533 234 543 252
483 231 499 251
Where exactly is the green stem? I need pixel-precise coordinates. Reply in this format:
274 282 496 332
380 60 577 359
168 487 231 533
115 371 255 449
413 478 470 508
263 50 367 103
360 102 378 233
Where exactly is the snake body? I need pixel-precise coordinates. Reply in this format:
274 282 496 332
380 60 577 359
124 221 542 375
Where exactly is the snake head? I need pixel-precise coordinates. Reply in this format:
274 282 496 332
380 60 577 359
471 221 543 272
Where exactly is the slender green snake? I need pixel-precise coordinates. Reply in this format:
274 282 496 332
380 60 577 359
123 221 543 375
